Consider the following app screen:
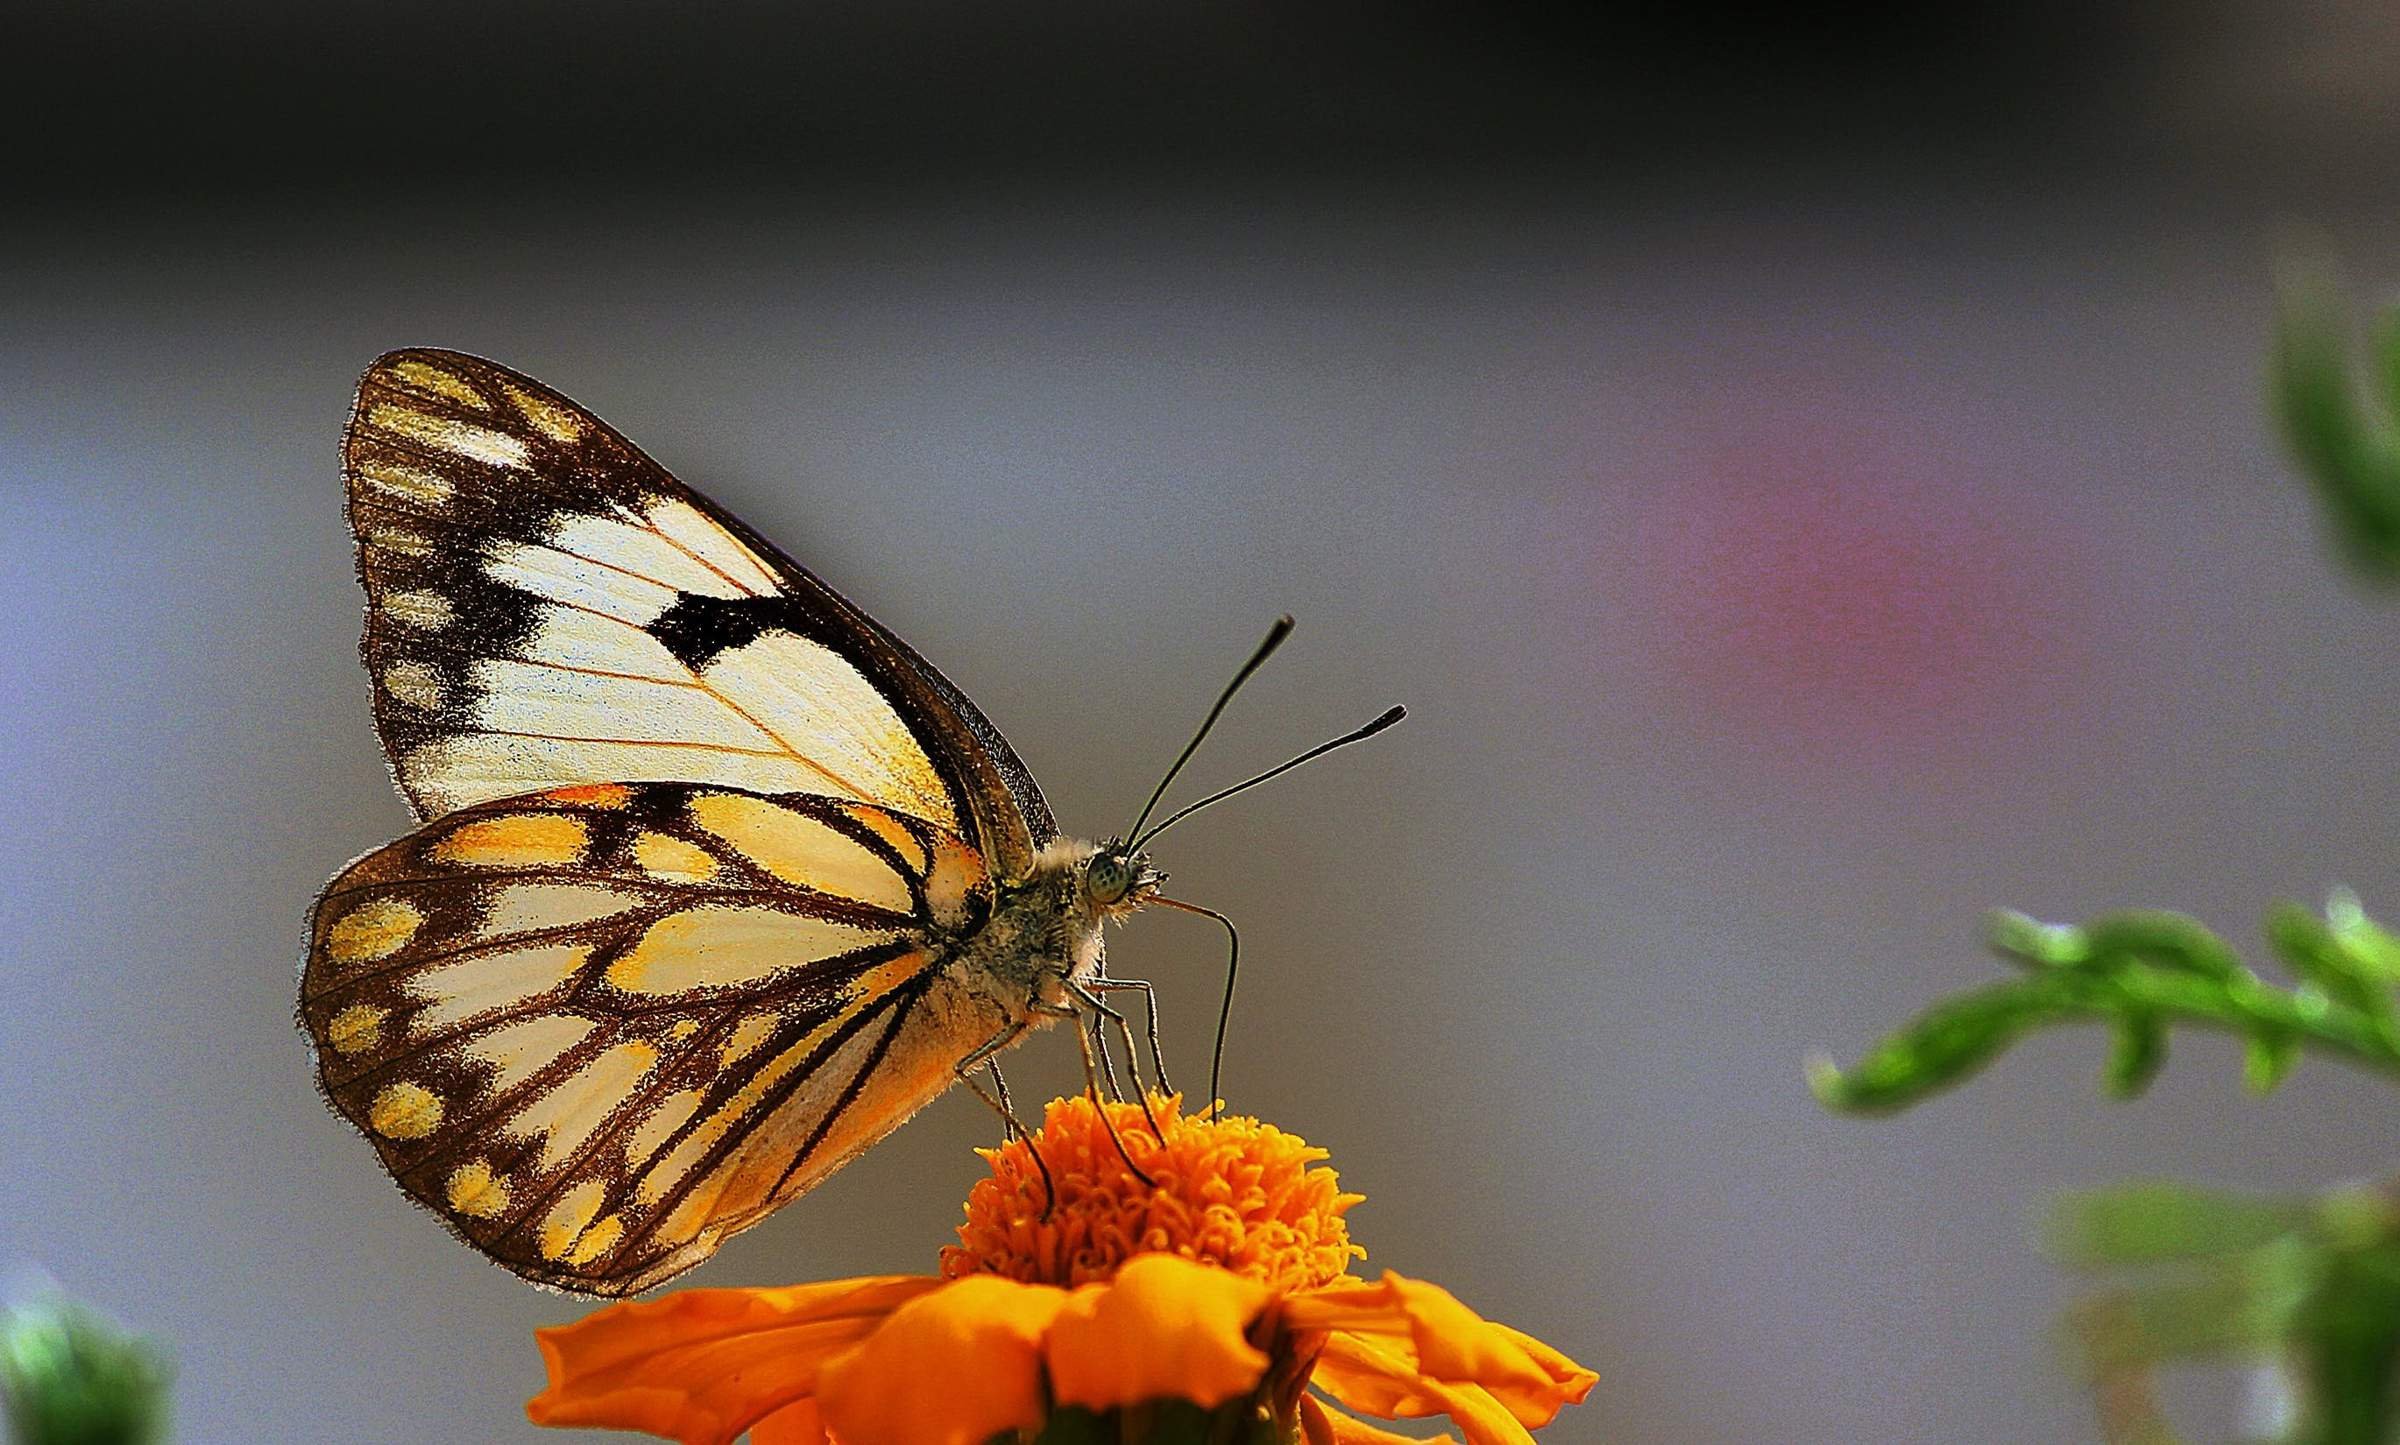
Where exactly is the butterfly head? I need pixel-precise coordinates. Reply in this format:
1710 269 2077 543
1080 838 1162 919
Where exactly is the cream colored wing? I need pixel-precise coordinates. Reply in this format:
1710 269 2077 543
299 781 1004 1296
343 348 1054 878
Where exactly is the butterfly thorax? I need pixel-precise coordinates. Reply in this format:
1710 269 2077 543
952 837 1157 1015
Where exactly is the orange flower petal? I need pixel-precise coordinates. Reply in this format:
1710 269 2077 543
816 1274 1069 1445
1310 1331 1530 1445
1300 1393 1460 1445
751 1399 829 1445
1284 1272 1595 1428
1045 1253 1274 1412
528 1276 937 1445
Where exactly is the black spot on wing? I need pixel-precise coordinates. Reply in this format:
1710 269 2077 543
647 592 813 670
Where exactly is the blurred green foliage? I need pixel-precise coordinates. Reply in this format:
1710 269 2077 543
2274 265 2400 582
0 1297 171 1445
2048 1181 2400 1445
1810 272 2400 1443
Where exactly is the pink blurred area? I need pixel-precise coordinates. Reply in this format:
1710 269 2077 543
1641 402 2098 774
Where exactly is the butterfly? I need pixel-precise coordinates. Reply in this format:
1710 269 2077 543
298 349 1401 1296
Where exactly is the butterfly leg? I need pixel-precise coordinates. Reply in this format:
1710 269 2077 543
1086 1009 1129 1104
1055 977 1169 1147
955 1023 1057 1218
1084 977 1174 1097
1035 989 1159 1187
987 1060 1020 1139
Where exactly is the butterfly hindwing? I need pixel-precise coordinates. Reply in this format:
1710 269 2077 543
300 781 1005 1294
343 349 1055 878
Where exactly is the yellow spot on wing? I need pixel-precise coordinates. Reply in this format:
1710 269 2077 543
382 589 454 628
327 897 423 963
844 805 928 874
632 831 719 882
502 383 584 443
382 660 444 711
688 794 914 913
431 813 589 868
388 359 490 410
366 403 531 469
368 1081 443 1140
539 1178 608 1261
360 519 433 557
325 1003 386 1054
605 906 896 995
565 1212 624 1266
446 1161 510 1219
356 459 454 507
666 1019 700 1043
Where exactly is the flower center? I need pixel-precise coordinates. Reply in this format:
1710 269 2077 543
939 1094 1364 1292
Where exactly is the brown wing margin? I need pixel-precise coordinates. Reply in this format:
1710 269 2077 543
342 347 1056 877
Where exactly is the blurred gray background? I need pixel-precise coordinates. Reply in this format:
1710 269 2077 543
8 4 2400 1441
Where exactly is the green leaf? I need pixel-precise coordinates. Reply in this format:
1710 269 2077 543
2245 1029 2302 1094
1986 910 2089 967
1808 974 2088 1115
2268 901 2397 1040
2081 911 2247 983
2102 1012 2168 1099
2326 889 2400 983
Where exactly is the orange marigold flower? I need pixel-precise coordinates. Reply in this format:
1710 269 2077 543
942 1091 1364 1290
527 1095 1594 1445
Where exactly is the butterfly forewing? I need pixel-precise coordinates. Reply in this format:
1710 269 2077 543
343 348 1055 878
300 781 1004 1294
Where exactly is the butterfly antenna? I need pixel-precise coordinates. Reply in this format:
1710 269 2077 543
1124 616 1296 842
1152 894 1240 1122
1130 705 1407 853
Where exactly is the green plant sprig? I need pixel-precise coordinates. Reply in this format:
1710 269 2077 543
1807 894 2400 1116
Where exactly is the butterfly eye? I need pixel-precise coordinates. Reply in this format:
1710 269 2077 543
1084 853 1135 906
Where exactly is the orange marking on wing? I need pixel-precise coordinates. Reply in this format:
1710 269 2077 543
431 813 590 868
548 783 634 809
922 833 988 929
